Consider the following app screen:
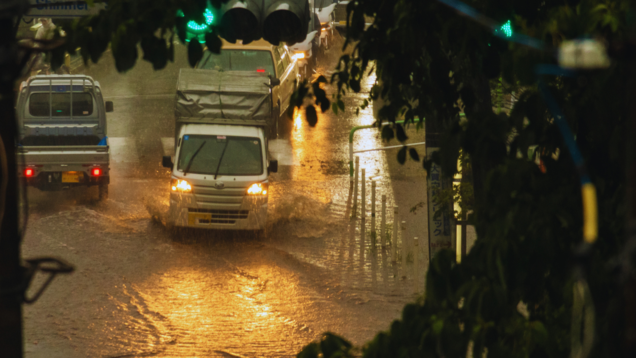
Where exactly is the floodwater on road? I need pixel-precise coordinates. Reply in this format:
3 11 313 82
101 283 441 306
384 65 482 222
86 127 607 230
22 34 430 357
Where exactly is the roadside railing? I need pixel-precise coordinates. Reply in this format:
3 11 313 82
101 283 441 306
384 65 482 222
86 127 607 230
349 120 429 181
351 154 423 293
348 114 473 293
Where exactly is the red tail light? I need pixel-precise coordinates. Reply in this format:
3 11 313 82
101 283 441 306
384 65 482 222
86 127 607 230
256 69 265 73
91 168 101 176
24 168 34 177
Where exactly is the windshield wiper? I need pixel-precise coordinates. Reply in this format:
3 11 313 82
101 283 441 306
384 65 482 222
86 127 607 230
213 139 230 180
183 141 206 176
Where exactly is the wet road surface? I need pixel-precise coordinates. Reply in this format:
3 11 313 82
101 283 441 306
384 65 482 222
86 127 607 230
22 36 435 357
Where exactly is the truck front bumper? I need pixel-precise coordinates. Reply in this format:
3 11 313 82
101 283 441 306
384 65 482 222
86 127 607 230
168 193 268 230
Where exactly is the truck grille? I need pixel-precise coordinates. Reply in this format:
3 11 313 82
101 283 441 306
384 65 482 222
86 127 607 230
188 208 249 224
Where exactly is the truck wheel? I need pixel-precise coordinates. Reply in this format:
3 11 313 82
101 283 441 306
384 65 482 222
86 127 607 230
98 183 108 200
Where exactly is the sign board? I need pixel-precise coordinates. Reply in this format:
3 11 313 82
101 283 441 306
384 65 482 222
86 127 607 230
26 0 106 19
427 147 454 259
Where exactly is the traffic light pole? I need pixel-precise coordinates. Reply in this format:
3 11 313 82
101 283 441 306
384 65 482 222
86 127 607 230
0 2 27 357
624 20 636 356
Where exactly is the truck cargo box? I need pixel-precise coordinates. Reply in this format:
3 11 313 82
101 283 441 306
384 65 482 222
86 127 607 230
175 69 274 127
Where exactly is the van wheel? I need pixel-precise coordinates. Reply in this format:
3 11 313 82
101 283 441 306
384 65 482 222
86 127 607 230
98 183 108 200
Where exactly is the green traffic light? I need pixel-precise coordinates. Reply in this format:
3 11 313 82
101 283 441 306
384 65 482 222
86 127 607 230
187 8 214 32
499 20 512 38
177 7 214 35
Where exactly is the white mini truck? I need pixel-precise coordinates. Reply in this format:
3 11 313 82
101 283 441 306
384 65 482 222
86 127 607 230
163 69 279 232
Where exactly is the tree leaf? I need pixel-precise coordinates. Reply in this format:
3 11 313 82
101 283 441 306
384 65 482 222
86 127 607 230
187 39 203 68
397 146 407 164
396 123 408 142
141 36 167 70
111 24 138 72
409 148 420 161
305 105 318 127
318 97 331 113
167 34 175 62
381 125 394 142
204 31 222 54
49 48 65 71
297 342 319 358
174 16 188 44
530 321 548 345
320 333 352 357
349 79 361 92
337 99 345 112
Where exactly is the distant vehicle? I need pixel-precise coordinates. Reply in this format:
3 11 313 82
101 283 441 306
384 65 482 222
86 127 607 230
196 39 300 119
16 75 113 200
314 0 337 50
163 69 279 234
290 12 321 81
333 0 349 35
291 1 337 81
333 1 373 36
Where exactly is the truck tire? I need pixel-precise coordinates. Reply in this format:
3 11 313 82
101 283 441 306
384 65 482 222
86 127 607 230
98 182 108 200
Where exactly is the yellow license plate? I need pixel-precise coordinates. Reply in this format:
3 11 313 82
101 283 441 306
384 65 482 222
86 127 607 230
188 212 212 225
62 171 80 183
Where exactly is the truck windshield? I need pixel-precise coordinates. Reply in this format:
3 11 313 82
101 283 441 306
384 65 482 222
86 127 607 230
198 50 275 76
177 135 263 176
29 92 94 117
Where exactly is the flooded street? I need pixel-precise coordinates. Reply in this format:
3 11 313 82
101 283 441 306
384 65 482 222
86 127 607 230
22 37 432 357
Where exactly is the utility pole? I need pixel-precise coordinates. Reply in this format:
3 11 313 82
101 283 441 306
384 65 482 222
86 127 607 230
0 1 28 357
623 16 636 356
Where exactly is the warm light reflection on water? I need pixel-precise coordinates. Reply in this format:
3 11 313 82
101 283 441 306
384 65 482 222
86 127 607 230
134 261 313 356
267 67 408 295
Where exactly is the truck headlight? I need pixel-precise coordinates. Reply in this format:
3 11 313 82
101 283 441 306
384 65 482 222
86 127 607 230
293 51 306 60
247 183 268 195
171 179 192 192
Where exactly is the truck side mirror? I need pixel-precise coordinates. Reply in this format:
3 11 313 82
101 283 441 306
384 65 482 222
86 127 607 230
162 156 173 169
270 78 281 87
105 101 114 112
268 160 278 173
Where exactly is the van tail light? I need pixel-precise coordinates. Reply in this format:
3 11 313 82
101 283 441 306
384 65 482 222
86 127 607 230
257 69 265 73
24 168 34 177
91 168 101 176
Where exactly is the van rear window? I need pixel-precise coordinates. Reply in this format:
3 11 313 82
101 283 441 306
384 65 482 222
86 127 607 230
29 93 94 117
